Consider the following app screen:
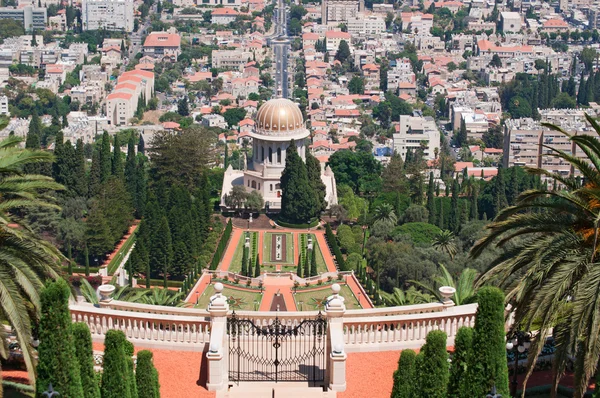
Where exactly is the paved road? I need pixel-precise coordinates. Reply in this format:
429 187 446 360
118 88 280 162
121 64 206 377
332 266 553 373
267 0 291 98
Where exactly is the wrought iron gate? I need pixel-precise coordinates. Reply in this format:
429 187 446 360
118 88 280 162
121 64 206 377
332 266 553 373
227 311 327 383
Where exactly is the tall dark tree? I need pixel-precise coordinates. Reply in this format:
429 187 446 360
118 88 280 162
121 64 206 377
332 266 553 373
415 330 449 397
24 111 42 174
177 96 190 116
426 172 436 224
306 151 326 217
136 350 160 398
89 147 102 197
507 166 519 205
469 180 479 220
150 216 173 279
86 201 113 258
138 134 145 155
254 254 260 277
74 139 88 197
112 134 124 178
71 323 101 398
310 245 317 276
448 327 473 398
456 118 467 147
100 131 111 183
493 167 508 216
125 134 137 204
335 40 350 63
36 279 84 398
280 140 316 224
382 152 408 194
101 330 131 398
449 178 459 232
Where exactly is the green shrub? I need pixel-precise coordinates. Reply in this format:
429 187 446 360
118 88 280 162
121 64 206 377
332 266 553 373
136 350 160 398
461 287 509 397
325 223 346 270
416 330 449 398
391 349 416 398
123 340 137 398
392 222 442 245
71 323 101 398
276 218 319 229
137 279 183 288
448 327 473 397
36 279 84 398
101 330 131 398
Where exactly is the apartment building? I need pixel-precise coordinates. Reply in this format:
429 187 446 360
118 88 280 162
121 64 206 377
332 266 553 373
346 14 386 35
392 115 440 161
82 0 133 31
212 50 253 71
106 70 154 126
143 32 181 62
321 0 362 24
503 109 599 178
0 7 47 31
0 96 8 115
325 30 351 52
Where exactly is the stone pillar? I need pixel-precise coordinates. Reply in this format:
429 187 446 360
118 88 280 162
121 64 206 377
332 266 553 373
325 284 347 392
206 283 230 391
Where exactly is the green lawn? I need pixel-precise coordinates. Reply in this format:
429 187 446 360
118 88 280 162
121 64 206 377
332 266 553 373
107 229 137 275
302 233 328 275
228 231 258 274
293 284 361 311
263 232 294 265
195 284 263 311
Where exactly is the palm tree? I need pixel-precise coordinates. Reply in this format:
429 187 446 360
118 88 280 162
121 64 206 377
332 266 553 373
411 263 477 306
0 136 64 385
470 114 600 398
372 203 398 225
381 286 435 306
432 230 458 259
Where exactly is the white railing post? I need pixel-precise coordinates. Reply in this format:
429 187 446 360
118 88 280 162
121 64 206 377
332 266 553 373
325 284 347 392
206 283 229 391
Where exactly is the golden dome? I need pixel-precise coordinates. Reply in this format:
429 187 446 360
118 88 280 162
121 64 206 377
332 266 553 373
255 98 304 134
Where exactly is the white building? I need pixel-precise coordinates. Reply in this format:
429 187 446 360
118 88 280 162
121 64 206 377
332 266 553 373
500 11 522 33
82 0 134 32
0 95 9 115
346 14 386 35
392 115 441 161
221 98 338 211
0 7 47 31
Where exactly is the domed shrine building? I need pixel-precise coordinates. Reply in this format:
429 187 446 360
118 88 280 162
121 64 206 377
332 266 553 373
221 98 337 211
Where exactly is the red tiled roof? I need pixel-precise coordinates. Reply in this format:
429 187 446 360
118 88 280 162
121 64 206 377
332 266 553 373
212 7 238 15
325 31 351 39
107 92 133 100
144 33 181 48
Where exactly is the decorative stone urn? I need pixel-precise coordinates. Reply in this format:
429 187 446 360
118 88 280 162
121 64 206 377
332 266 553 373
97 284 116 302
439 286 456 308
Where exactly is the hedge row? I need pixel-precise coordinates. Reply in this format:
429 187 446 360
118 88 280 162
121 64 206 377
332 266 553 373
62 266 100 274
137 279 184 288
277 218 319 229
325 223 346 271
210 219 233 270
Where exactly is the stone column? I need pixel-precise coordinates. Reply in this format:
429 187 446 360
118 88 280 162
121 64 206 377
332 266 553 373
206 283 230 391
325 284 347 392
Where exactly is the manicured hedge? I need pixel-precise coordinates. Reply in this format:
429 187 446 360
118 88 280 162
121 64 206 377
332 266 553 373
137 279 183 288
277 218 319 229
210 219 233 270
415 330 449 398
325 223 346 271
391 349 416 398
62 266 100 274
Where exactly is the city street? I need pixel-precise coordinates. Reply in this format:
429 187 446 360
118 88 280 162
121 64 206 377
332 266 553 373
267 0 290 98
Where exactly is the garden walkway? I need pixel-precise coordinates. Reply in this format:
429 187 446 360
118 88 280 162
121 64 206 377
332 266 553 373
258 276 297 311
218 228 244 272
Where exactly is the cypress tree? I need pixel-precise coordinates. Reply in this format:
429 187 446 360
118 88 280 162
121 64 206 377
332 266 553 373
52 129 65 183
74 139 88 197
577 73 587 105
135 156 147 218
280 139 317 224
241 240 248 277
306 151 327 217
150 216 172 280
136 350 160 398
507 166 519 205
437 197 445 229
36 279 84 398
415 330 449 398
310 246 317 276
449 178 459 232
462 287 509 397
24 110 42 174
448 327 473 398
89 147 102 197
125 135 137 202
391 349 416 398
100 131 111 183
493 167 508 217
84 245 90 276
303 251 310 278
138 134 145 155
101 330 131 398
427 172 436 224
112 134 124 178
469 182 478 220
62 113 68 128
254 254 260 277
123 340 137 398
71 323 101 398
297 254 303 277
224 144 229 169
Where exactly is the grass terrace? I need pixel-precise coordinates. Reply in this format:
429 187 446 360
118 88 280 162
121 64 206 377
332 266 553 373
293 284 362 311
263 232 294 265
301 233 329 275
195 284 263 311
107 228 137 275
228 231 259 274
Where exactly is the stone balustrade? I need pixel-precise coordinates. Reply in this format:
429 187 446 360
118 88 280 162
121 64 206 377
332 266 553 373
70 303 211 350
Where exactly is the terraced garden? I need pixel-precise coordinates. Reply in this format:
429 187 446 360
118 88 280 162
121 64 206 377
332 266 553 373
263 232 294 265
228 231 259 274
195 284 262 311
293 284 362 311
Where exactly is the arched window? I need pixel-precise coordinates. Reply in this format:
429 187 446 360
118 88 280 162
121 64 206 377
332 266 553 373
270 184 273 191
261 146 264 161
277 147 282 163
268 147 273 163
251 181 256 189
258 183 261 190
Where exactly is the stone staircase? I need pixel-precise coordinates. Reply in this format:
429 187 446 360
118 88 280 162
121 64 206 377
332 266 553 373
216 382 336 398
